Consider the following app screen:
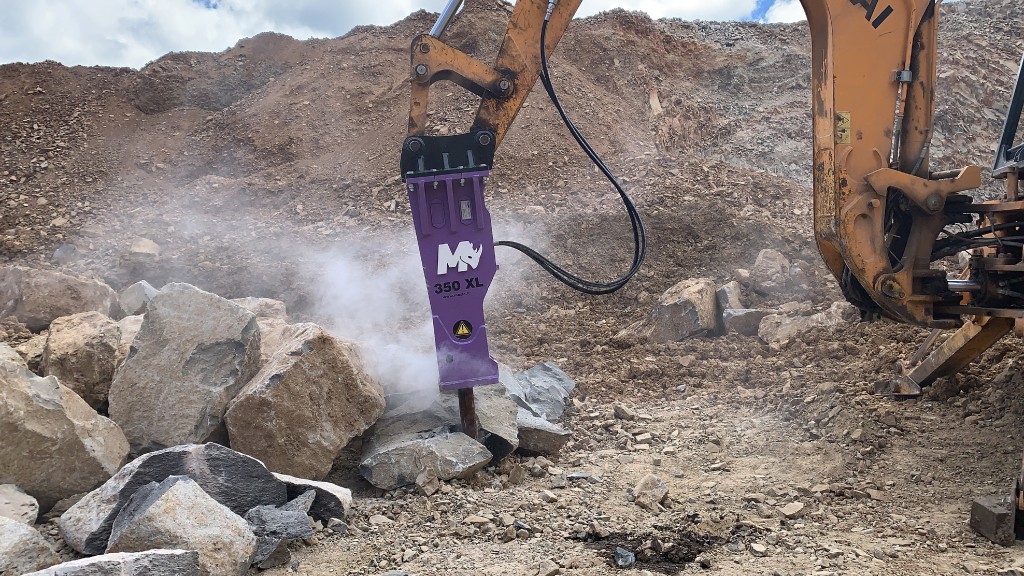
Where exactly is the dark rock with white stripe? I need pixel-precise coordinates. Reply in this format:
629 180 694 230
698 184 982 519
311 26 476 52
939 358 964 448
105 476 256 576
59 443 285 555
21 550 200 576
271 473 351 523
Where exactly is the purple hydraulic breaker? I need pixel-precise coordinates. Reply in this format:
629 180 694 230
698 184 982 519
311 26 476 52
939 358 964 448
407 169 499 391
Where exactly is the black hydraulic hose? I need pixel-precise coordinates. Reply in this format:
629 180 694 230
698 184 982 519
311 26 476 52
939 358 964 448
494 15 647 295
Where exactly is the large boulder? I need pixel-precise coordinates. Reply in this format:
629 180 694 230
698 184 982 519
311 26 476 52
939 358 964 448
359 429 492 490
758 302 860 344
0 266 119 331
107 283 261 452
41 312 122 410
106 476 257 576
650 278 719 342
59 443 286 556
0 343 23 367
22 550 200 576
0 361 129 511
225 323 385 480
0 516 59 574
0 484 39 525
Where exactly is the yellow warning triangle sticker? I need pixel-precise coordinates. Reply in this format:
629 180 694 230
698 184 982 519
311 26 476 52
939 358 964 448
455 321 471 337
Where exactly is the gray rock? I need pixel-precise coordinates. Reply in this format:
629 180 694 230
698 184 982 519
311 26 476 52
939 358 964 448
0 362 129 511
614 547 636 568
722 309 772 336
271 473 351 523
0 266 120 332
229 297 287 320
0 343 23 368
650 278 719 342
516 409 571 456
107 283 261 452
359 428 492 490
633 474 669 511
245 501 313 564
118 281 160 316
225 323 385 480
758 302 859 344
375 381 519 461
255 546 291 570
0 516 59 574
106 476 256 576
750 249 791 295
41 312 121 409
21 550 200 576
59 443 286 555
0 484 39 524
716 281 745 310
506 362 576 422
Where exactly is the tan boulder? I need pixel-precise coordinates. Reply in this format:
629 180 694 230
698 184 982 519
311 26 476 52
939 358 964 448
41 312 121 409
0 265 119 331
0 361 129 510
225 323 385 480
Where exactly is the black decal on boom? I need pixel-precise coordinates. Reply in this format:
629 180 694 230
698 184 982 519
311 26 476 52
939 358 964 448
871 5 894 28
849 0 894 28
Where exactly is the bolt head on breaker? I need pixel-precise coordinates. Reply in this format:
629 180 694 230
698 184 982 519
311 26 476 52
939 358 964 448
407 170 498 391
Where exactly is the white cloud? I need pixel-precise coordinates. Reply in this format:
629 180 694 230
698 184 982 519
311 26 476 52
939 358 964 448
763 0 805 23
0 0 763 69
577 0 756 21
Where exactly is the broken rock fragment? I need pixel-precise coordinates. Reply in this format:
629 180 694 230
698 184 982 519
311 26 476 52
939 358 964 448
0 361 129 511
107 283 261 452
41 311 121 409
225 323 385 479
506 362 576 422
0 266 120 332
758 301 859 344
750 249 791 295
106 476 257 576
359 428 492 490
58 443 286 556
229 297 287 319
650 278 719 342
271 472 352 523
118 280 159 316
722 308 772 336
516 409 571 456
21 550 200 576
244 494 314 564
633 474 669 511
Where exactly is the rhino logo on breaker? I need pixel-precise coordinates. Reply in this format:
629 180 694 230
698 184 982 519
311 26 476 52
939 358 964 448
437 241 483 274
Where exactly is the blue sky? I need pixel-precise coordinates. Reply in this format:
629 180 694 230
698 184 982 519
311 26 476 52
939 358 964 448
0 0 805 69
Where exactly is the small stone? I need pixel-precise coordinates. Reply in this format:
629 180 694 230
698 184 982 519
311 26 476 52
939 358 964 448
613 404 637 421
535 558 559 576
550 475 567 489
508 465 527 485
540 490 558 503
750 542 768 556
368 514 393 525
970 494 1015 546
614 547 636 568
633 474 669 511
463 514 491 525
850 428 864 441
327 518 348 534
780 502 806 519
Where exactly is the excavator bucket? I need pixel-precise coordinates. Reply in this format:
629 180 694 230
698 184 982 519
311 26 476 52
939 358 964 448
406 170 499 391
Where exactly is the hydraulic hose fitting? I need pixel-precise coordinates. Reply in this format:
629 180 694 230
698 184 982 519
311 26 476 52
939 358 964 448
545 0 558 21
